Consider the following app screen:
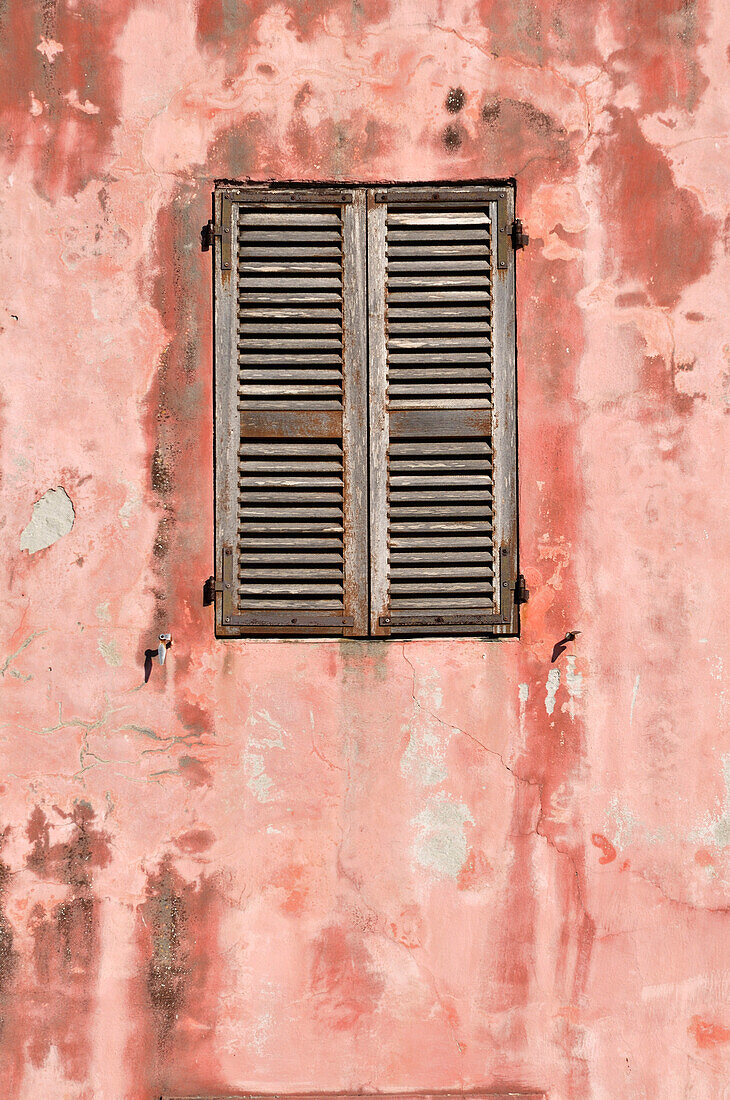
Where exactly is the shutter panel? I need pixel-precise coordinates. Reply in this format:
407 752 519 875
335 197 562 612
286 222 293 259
368 186 518 636
215 188 368 636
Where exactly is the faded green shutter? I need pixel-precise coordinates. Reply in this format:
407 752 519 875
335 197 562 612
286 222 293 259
367 185 519 636
214 187 368 636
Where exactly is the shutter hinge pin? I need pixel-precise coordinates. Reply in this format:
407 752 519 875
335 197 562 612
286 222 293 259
201 220 229 252
511 219 529 251
203 575 224 606
515 574 530 604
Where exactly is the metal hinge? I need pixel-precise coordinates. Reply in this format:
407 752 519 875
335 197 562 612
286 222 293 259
515 574 530 604
203 575 223 606
511 219 529 251
201 220 229 252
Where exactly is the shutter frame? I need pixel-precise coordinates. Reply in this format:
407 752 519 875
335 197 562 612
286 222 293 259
367 184 519 637
214 186 368 637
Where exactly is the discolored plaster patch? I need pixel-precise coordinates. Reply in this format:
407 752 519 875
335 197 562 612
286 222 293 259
20 487 74 554
592 108 716 308
545 667 560 715
412 793 474 879
310 923 385 1030
98 637 122 667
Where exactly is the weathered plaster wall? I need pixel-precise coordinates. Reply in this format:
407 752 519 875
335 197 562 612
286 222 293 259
0 1 729 1097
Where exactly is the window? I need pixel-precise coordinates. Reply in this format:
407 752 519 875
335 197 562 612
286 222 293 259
209 183 522 638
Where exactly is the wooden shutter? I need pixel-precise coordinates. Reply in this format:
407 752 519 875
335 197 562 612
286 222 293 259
214 187 368 636
368 185 518 636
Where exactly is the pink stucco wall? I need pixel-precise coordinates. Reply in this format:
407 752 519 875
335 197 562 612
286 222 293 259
1 0 729 1096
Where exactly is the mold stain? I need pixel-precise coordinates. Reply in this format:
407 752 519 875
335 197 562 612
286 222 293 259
445 87 466 113
21 803 110 1082
442 123 464 152
480 96 575 182
194 0 390 53
0 843 18 1036
131 857 224 1095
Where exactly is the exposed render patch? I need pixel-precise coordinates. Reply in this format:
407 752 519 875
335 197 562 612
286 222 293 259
545 667 560 715
98 638 122 667
413 793 474 879
20 487 74 554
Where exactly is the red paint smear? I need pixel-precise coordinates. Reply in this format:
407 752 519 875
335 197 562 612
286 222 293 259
690 1015 730 1048
0 0 137 198
592 108 716 307
508 239 593 1098
271 862 309 916
310 923 385 1030
591 833 617 864
606 0 708 114
174 827 215 854
129 856 226 1096
457 848 493 891
144 186 215 737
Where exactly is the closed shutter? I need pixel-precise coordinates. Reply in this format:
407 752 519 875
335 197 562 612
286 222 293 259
214 188 368 636
368 185 518 636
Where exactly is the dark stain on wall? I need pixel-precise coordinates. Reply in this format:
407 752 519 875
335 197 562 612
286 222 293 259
481 96 575 182
195 0 390 52
445 87 466 113
0 0 137 198
0 843 17 1038
442 123 464 152
20 803 110 1081
133 856 224 1094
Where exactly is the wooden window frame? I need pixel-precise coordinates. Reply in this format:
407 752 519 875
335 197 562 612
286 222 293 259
211 181 520 640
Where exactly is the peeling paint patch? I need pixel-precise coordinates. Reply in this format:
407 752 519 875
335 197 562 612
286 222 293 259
400 661 449 786
36 37 63 62
413 794 474 879
700 755 730 849
630 674 640 725
545 667 560 715
244 753 274 802
64 89 100 114
98 638 122 667
20 487 75 554
564 656 583 718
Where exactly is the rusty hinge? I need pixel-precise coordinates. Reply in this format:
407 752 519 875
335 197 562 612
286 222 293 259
515 573 530 604
511 219 529 250
201 220 229 252
203 575 222 607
